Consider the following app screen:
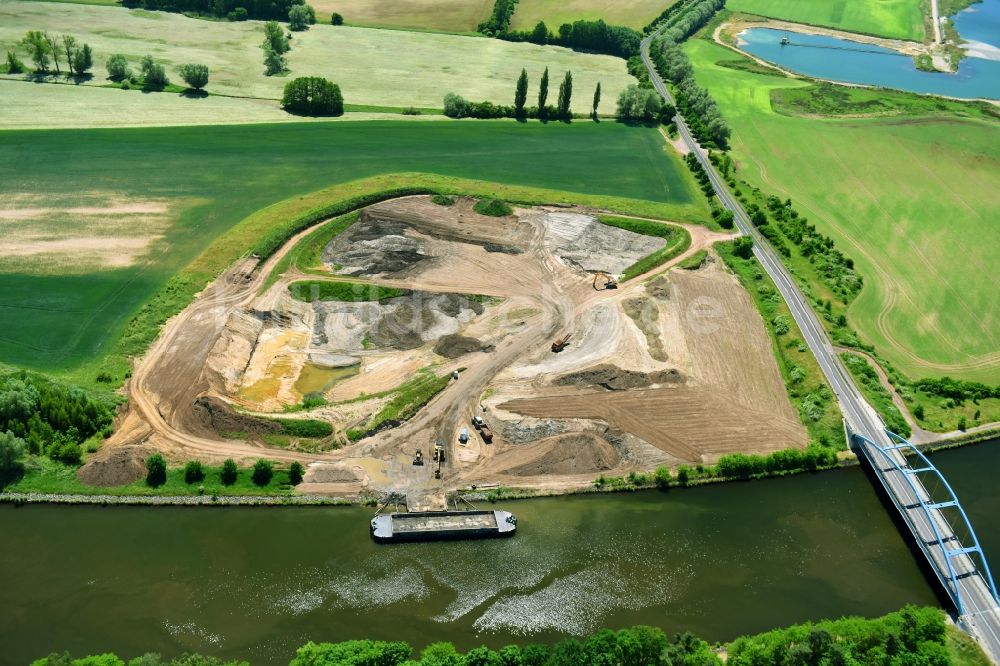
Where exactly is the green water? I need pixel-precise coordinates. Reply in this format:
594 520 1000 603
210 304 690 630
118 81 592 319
3 440 998 665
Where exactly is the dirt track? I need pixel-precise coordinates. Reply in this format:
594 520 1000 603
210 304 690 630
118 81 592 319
95 195 797 502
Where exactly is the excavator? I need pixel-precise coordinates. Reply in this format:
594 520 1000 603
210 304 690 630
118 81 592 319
593 272 619 291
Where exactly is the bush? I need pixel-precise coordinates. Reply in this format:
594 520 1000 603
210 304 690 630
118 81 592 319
227 7 248 20
252 459 274 486
401 106 421 115
274 418 333 438
7 50 25 74
281 77 344 116
221 458 238 486
50 440 82 465
431 194 455 206
178 63 209 90
106 53 131 81
473 198 513 217
733 236 754 259
654 465 671 490
331 11 343 25
443 92 470 118
140 55 169 88
145 454 167 487
0 431 26 489
289 461 304 485
184 460 205 484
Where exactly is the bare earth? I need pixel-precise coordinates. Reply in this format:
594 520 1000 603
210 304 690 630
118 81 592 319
93 195 804 505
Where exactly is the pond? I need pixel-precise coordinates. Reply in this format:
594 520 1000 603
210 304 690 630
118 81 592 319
737 3 1000 101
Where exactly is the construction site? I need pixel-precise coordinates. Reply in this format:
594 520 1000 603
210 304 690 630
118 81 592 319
87 195 807 508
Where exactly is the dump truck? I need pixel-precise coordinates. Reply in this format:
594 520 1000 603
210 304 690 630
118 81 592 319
551 334 571 352
480 424 494 443
472 415 485 430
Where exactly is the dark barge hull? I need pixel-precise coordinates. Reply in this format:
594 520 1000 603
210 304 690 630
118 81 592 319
371 509 516 544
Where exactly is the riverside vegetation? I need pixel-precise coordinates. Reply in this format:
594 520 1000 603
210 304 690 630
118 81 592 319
27 605 986 666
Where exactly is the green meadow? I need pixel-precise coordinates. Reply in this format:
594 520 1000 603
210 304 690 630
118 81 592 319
0 120 703 381
725 0 926 41
684 38 1000 383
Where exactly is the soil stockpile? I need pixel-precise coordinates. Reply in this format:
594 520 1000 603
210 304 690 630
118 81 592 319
323 216 427 276
367 293 485 351
433 334 493 359
554 364 683 391
77 445 153 487
502 432 620 476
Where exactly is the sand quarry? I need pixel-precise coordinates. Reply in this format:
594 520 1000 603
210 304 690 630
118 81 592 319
93 196 806 505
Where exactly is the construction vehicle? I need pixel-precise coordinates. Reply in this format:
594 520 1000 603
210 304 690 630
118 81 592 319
472 415 485 430
551 333 571 352
480 424 494 443
433 442 446 463
413 449 424 466
593 272 619 290
459 427 470 444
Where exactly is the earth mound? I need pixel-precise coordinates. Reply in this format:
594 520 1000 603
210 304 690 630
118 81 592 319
554 364 684 391
191 396 282 437
434 334 494 359
77 445 154 487
502 432 620 476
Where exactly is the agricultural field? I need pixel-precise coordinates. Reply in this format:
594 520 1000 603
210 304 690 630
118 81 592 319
0 120 703 381
509 0 677 31
726 0 926 41
310 0 494 32
684 37 1000 383
0 2 634 117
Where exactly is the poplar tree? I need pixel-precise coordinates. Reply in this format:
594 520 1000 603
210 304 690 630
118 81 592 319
514 68 528 119
557 70 573 120
537 66 549 120
592 81 601 119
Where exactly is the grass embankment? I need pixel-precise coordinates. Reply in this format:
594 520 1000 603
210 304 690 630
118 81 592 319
510 0 676 31
725 0 925 41
717 242 844 448
288 281 408 303
0 2 634 116
771 83 1000 120
7 457 300 497
684 37 1000 384
346 370 453 441
597 215 692 280
678 249 708 270
841 352 911 436
0 120 706 392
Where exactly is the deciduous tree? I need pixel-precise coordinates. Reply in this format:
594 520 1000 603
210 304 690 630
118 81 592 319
529 21 548 44
251 459 273 486
145 454 167 487
221 458 238 486
281 76 344 115
70 43 93 76
106 53 131 80
20 31 51 72
289 461 304 485
178 63 209 90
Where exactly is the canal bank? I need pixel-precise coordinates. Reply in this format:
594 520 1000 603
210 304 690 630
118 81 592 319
3 438 996 665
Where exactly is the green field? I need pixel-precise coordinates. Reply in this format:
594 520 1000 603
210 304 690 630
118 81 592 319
0 1 634 117
685 39 1000 383
0 120 703 382
510 0 677 31
311 0 493 32
726 0 926 41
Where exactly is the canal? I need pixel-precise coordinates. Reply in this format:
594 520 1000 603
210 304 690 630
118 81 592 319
1 439 997 665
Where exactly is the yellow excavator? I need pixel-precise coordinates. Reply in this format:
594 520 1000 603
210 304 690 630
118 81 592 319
593 272 619 291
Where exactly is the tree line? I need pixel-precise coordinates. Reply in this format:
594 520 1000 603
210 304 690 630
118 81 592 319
121 0 308 22
29 605 957 666
649 0 730 148
500 19 642 59
9 31 212 91
444 67 588 121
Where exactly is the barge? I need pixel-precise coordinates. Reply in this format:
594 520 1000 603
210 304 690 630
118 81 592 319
371 509 517 543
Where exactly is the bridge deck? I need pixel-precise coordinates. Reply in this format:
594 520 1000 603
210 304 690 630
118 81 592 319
853 430 1000 660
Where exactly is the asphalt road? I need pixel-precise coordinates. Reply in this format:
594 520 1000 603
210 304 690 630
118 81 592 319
639 31 1000 662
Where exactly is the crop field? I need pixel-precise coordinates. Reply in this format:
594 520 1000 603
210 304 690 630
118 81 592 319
0 2 633 117
0 120 702 380
685 38 1000 383
509 0 677 31
310 0 494 32
726 0 926 41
